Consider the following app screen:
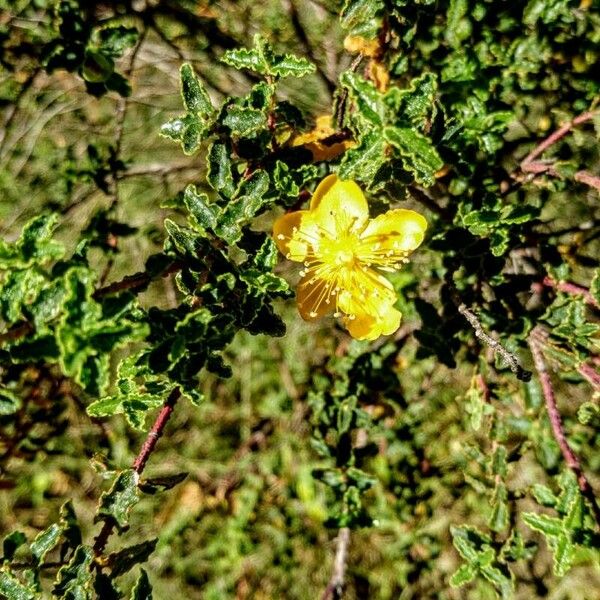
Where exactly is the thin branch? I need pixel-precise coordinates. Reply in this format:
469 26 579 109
528 327 600 529
521 110 598 167
335 54 362 129
93 260 181 299
457 302 531 382
321 527 350 600
93 387 181 556
578 362 600 391
541 276 600 309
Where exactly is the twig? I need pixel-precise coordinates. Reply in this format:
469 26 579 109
93 387 181 556
528 327 600 529
335 54 363 130
541 276 599 309
321 527 350 600
578 362 600 391
521 111 598 167
457 303 531 382
93 260 181 299
517 110 600 192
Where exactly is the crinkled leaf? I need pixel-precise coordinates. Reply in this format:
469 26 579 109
383 126 443 186
53 545 94 600
338 132 385 184
30 523 62 565
222 106 267 138
221 35 314 78
96 470 139 531
0 568 35 600
207 142 235 198
180 63 213 116
184 185 219 232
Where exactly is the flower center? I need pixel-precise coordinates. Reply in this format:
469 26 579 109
336 249 354 265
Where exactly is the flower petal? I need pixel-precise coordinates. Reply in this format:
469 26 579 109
273 210 310 262
308 174 369 236
342 303 402 341
296 274 335 321
360 208 427 254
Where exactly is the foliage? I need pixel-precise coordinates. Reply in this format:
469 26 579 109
1 0 600 598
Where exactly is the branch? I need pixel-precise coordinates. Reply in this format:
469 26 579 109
517 110 600 193
540 276 600 309
521 110 598 167
93 387 181 556
321 527 350 600
93 260 181 299
528 327 600 529
457 302 531 382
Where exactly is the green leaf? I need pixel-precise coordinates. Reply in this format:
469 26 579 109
0 214 64 269
106 539 157 577
0 568 35 600
96 470 139 531
53 545 94 600
337 132 385 184
384 72 438 128
552 534 575 577
221 35 315 78
222 106 267 138
86 395 123 418
531 484 557 508
30 523 62 565
340 71 384 126
207 142 235 198
130 569 153 600
340 0 384 36
183 185 219 232
449 563 476 587
2 532 26 563
216 170 271 244
180 64 213 116
489 483 509 532
337 395 357 434
0 388 21 415
383 126 443 186
522 512 563 537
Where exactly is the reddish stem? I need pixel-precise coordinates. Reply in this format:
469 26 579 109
522 111 598 166
528 328 600 529
132 388 179 473
542 276 599 309
93 388 180 556
578 362 600 391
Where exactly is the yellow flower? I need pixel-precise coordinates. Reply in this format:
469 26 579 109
273 174 427 341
